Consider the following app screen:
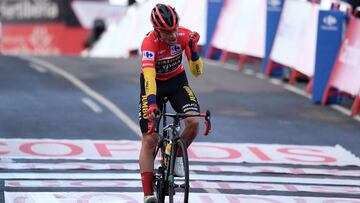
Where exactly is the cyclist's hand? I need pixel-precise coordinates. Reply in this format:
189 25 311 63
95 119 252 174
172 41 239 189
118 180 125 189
189 32 200 53
146 104 159 121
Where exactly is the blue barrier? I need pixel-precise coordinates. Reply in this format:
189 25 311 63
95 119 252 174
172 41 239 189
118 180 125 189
262 0 284 75
203 0 224 58
312 10 346 104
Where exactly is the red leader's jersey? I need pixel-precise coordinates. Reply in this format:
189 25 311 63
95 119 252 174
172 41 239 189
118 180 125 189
141 27 192 81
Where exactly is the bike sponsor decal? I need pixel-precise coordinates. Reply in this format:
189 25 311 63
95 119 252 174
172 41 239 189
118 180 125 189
0 139 359 166
1 173 360 186
5 192 360 203
1 162 359 177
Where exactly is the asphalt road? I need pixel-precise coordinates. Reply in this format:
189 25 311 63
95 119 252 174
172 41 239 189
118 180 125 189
1 55 360 202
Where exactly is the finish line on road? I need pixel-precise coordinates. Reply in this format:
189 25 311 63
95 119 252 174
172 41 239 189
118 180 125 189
1 162 360 177
1 173 360 186
5 180 360 195
1 138 359 166
5 192 360 203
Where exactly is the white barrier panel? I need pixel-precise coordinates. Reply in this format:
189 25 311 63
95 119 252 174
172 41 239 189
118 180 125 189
211 0 266 58
89 0 207 58
88 5 139 58
71 1 127 29
328 17 360 96
1 138 360 166
270 0 319 76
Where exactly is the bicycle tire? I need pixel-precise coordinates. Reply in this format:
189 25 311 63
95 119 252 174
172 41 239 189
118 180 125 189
153 143 166 203
168 137 189 203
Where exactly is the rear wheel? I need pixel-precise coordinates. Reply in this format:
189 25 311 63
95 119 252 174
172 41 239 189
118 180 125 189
168 138 189 203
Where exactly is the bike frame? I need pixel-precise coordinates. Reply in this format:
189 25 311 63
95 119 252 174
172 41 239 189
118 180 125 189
152 98 211 203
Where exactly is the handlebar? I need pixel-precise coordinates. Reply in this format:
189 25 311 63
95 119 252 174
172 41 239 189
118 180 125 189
147 110 211 136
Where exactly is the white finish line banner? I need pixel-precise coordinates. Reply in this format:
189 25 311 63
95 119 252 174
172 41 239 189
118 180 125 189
0 139 359 166
5 192 360 203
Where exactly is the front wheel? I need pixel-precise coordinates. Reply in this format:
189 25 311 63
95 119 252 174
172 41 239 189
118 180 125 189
168 138 189 203
153 143 166 203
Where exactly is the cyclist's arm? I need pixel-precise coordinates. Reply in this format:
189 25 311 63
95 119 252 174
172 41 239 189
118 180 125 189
143 67 157 105
185 43 203 78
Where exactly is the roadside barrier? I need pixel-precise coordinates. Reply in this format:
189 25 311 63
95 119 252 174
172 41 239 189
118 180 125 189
312 8 347 104
262 0 285 75
322 10 360 116
206 0 266 69
265 0 319 83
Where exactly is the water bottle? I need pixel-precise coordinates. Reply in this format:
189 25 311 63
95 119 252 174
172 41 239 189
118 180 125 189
164 143 171 166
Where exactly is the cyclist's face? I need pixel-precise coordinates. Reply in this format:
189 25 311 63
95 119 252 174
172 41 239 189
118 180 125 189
158 28 178 45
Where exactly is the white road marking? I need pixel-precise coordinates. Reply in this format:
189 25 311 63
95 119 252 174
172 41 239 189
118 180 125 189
5 192 360 203
2 162 360 177
255 73 266 79
1 173 360 186
29 63 47 73
330 104 352 116
243 68 255 75
330 104 360 121
269 78 282 85
19 56 142 137
192 170 221 194
203 188 221 194
81 97 103 113
6 180 360 195
204 59 223 67
284 84 311 99
223 64 239 71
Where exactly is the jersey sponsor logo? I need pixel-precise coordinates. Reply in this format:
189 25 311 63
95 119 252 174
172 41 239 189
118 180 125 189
155 54 182 74
170 44 181 55
142 51 154 60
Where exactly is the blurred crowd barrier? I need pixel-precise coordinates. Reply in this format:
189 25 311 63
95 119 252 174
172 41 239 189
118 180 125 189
0 0 359 116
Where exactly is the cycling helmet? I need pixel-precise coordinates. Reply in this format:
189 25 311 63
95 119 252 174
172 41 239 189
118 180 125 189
150 4 179 31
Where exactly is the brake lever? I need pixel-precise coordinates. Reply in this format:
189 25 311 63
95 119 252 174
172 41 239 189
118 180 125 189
147 109 161 134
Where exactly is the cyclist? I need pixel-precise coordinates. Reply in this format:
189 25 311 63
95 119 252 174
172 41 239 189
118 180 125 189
138 4 203 203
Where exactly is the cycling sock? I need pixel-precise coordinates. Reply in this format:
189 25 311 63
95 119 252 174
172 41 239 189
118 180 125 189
141 172 153 196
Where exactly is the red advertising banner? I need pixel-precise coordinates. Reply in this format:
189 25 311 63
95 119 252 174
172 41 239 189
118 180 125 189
1 23 89 55
0 0 90 55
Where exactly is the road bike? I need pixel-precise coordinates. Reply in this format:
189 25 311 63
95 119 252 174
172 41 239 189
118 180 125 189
148 99 211 203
